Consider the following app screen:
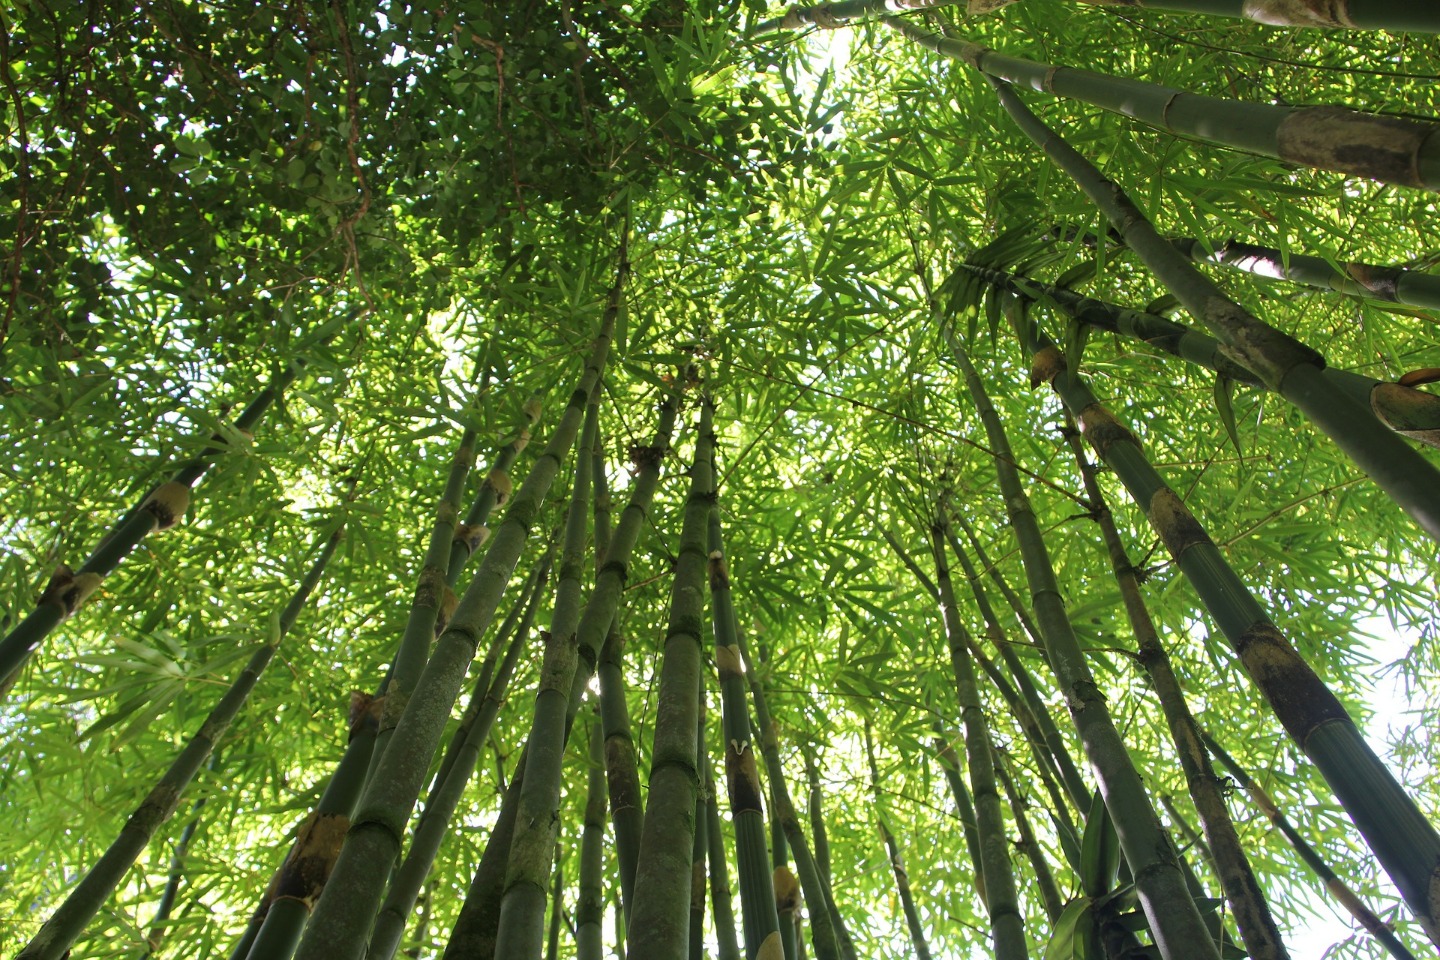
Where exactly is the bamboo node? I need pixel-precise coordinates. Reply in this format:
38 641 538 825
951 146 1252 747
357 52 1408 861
436 585 460 635
454 522 490 552
522 396 543 422
39 566 102 618
514 427 531 453
1029 345 1066 388
1146 488 1210 560
773 865 801 912
716 643 744 676
708 550 731 590
486 468 513 505
757 932 786 960
143 481 192 530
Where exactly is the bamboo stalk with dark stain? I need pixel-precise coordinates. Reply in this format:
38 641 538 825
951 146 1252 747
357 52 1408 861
1057 409 1290 960
1202 731 1422 960
929 515 1029 960
491 400 599 957
292 250 620 960
626 397 716 956
19 521 343 960
948 337 1221 960
886 18 1440 192
864 719 935 960
1026 331 1440 947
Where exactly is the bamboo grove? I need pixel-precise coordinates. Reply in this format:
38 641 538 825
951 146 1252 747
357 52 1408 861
2 1 1438 959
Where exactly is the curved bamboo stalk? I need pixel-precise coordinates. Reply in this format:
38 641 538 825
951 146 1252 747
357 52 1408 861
1024 331 1440 946
1201 731 1422 960
1058 413 1290 960
627 396 716 956
971 72 1440 541
757 0 1438 31
491 400 599 957
886 19 1440 192
949 339 1222 960
19 521 343 960
292 256 620 960
0 355 308 690
864 720 936 960
930 516 1029 960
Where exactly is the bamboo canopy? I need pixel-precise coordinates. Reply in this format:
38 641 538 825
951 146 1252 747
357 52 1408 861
2 3 1437 960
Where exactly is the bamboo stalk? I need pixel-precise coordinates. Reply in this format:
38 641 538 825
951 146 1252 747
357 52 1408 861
0 354 310 690
368 426 478 783
691 697 711 960
440 749 529 960
19 521 343 960
864 720 936 960
707 757 745 960
141 763 211 957
292 250 620 960
491 399 599 957
1025 331 1440 946
577 710 607 960
1057 411 1290 960
753 0 957 34
364 557 550 960
886 18 1440 192
948 338 1222 960
627 397 716 957
930 724 989 909
994 754 1065 923
1202 732 1422 960
962 263 1440 450
972 71 1440 541
736 629 856 960
930 516 1029 960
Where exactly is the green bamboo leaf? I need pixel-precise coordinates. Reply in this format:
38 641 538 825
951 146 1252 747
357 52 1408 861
1044 898 1096 960
1079 790 1120 897
1214 374 1243 458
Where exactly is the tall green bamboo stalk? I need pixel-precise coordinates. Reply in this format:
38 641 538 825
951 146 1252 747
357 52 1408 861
978 72 1440 540
235 390 544 960
1058 412 1290 960
707 757 745 960
578 710 608 960
929 516 1029 960
993 753 1064 923
546 848 564 960
447 392 545 580
292 249 621 960
864 719 935 960
691 698 711 960
885 19 1440 192
627 397 716 957
0 353 311 689
930 723 988 909
441 749 529 960
801 750 831 890
735 631 856 960
142 759 212 956
368 425 478 783
18 520 343 960
491 399 599 957
1201 732 1422 960
364 557 551 960
1024 330 1440 946
948 338 1221 960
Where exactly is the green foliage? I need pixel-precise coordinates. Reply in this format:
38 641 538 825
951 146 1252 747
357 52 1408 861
2 1 1439 959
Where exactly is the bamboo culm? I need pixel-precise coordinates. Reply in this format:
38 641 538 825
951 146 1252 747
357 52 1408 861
291 260 620 960
18 524 343 960
949 338 1221 960
974 72 1440 541
1026 332 1440 946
